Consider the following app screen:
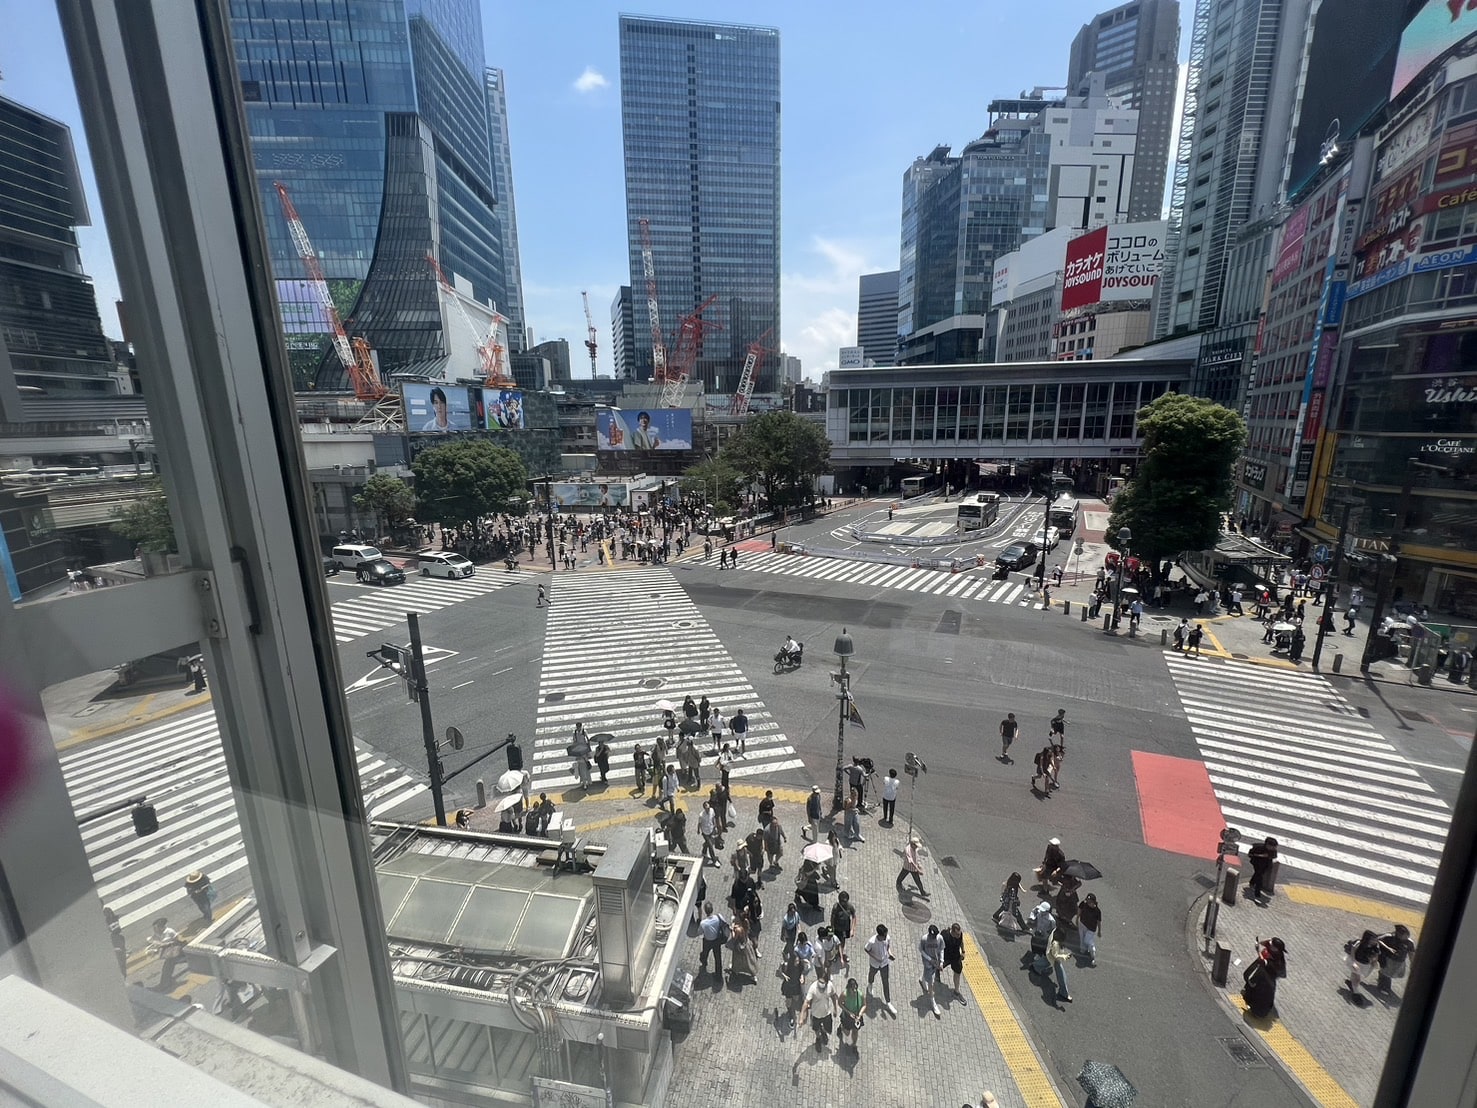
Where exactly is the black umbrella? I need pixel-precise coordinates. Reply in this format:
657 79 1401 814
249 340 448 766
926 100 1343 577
1061 860 1103 881
590 732 617 747
1078 1060 1137 1108
677 718 703 736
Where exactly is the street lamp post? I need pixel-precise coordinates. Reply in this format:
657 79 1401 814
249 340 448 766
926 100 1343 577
832 628 855 812
1110 526 1131 631
1036 494 1051 588
1311 496 1358 670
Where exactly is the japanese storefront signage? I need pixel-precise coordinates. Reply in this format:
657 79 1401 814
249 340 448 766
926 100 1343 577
1434 121 1477 185
1242 460 1269 490
1060 226 1108 310
1272 204 1311 287
1346 243 1477 298
1059 221 1167 310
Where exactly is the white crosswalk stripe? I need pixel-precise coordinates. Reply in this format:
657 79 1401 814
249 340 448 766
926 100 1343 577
329 570 520 642
727 551 1049 607
60 709 426 929
530 568 804 791
1163 653 1452 905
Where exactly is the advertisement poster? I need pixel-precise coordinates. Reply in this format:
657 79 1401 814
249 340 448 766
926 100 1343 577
1060 226 1108 311
484 389 526 430
1100 221 1167 301
597 409 694 451
1272 204 1311 286
549 482 630 509
403 382 475 433
1391 0 1477 99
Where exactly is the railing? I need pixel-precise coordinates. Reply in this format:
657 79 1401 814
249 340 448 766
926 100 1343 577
781 542 985 574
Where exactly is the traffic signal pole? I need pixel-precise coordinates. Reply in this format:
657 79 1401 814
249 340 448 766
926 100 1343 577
407 612 447 826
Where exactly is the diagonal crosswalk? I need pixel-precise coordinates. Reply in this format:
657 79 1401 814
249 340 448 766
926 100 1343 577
530 568 804 791
60 708 426 929
1164 652 1453 905
329 569 520 643
724 550 1050 606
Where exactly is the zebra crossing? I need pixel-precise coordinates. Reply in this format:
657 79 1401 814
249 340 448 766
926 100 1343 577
330 570 519 643
61 707 426 930
530 568 805 791
727 550 1049 606
1163 652 1453 906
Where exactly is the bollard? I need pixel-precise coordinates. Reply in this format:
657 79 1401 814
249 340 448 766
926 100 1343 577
1211 941 1232 987
1081 606 1089 622
476 778 486 809
1265 859 1280 897
1161 628 1169 646
1221 867 1239 906
1063 600 1071 616
1332 652 1343 673
1418 662 1435 686
1103 614 1112 631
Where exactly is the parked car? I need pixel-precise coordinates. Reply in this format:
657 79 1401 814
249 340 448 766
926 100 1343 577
419 550 475 579
356 558 405 586
1031 526 1061 552
322 556 340 577
995 542 1039 572
330 543 382 570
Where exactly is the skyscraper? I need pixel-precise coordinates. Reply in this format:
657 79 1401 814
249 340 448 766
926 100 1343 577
230 0 509 389
484 68 527 353
0 95 114 397
611 286 636 381
856 271 900 366
1067 0 1180 222
619 15 781 393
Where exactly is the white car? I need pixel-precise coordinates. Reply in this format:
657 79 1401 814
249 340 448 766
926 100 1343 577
1031 526 1061 552
418 551 475 579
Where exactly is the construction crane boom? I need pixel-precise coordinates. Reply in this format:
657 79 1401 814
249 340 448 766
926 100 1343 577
660 294 720 409
273 180 387 400
729 328 772 415
581 291 598 377
638 218 668 382
426 253 515 387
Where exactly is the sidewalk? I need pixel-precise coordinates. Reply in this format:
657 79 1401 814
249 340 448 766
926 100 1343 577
1193 879 1422 1108
459 778 1064 1108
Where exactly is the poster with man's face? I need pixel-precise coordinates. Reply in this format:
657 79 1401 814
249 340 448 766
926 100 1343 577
404 382 473 433
597 409 693 451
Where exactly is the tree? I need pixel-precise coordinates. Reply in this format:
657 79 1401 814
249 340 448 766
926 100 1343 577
680 457 745 514
411 440 529 530
721 411 831 511
354 474 416 537
111 480 177 553
1107 393 1245 572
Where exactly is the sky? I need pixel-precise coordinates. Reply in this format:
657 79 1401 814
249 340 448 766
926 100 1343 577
0 1 1188 380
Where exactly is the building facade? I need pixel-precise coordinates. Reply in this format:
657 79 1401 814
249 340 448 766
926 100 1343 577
230 0 509 390
484 67 526 353
856 270 900 366
0 95 115 396
611 285 636 381
531 338 571 385
618 14 781 392
1068 0 1181 221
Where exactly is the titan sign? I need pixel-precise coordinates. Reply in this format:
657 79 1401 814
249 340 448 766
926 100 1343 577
1059 221 1167 310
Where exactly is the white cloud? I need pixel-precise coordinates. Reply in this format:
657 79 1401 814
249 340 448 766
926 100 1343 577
781 233 893 377
573 66 609 94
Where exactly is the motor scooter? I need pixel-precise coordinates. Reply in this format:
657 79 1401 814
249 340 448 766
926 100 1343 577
773 642 804 673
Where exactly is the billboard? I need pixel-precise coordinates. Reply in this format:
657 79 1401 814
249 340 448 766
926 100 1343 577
403 382 476 433
1271 204 1311 287
549 482 630 509
597 409 694 451
1061 226 1108 310
1392 0 1477 100
483 389 526 430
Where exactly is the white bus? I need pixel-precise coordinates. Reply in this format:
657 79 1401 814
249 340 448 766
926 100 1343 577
1047 494 1080 537
957 492 1000 532
899 475 934 499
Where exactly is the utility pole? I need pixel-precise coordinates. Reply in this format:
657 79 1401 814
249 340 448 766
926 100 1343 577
407 613 446 826
1311 496 1356 670
1036 493 1050 588
831 629 855 812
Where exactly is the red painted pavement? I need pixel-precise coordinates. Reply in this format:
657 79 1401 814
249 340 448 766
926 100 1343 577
734 539 772 552
1132 750 1225 859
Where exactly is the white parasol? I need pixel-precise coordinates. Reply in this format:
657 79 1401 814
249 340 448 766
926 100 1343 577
802 842 834 863
495 769 527 795
654 699 679 713
492 791 523 813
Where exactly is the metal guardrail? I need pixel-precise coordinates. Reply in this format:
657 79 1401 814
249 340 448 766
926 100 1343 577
781 542 987 575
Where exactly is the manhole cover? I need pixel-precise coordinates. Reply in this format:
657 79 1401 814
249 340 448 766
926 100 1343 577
1231 653 1249 659
899 900 933 924
1218 1036 1266 1068
674 619 695 629
939 855 961 868
639 677 667 690
545 691 566 703
1149 616 1173 623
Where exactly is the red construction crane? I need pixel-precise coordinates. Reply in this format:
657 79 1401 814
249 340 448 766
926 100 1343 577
273 181 387 400
582 290 598 377
426 253 515 387
729 328 773 415
638 218 668 382
661 294 721 409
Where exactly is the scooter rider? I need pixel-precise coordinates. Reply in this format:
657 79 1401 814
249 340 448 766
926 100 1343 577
782 634 802 663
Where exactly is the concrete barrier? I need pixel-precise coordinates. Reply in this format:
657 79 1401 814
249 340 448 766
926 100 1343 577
1332 653 1343 673
1211 941 1232 987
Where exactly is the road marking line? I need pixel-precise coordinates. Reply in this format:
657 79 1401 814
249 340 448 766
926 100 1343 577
1227 993 1360 1108
1404 758 1466 774
960 934 1063 1107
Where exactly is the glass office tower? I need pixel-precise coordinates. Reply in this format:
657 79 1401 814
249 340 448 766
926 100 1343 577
229 0 507 389
619 15 780 393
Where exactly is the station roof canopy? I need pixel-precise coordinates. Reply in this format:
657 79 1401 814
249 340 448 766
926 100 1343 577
1213 532 1291 565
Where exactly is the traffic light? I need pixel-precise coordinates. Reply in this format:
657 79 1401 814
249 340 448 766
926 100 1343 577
505 734 523 772
1217 826 1241 861
131 802 159 837
367 643 409 675
904 751 926 777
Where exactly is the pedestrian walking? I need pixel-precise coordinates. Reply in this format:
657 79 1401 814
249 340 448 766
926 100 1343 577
1344 930 1382 999
795 859 823 911
1035 837 1066 890
717 743 734 789
699 694 711 729
762 815 787 870
942 921 966 1000
816 925 842 973
919 923 946 1018
650 748 666 800
992 872 1028 931
572 750 592 791
1375 924 1415 995
1031 745 1054 792
799 964 842 1054
697 901 728 983
698 801 720 865
1194 588 1209 615
1242 936 1287 1018
1187 623 1204 656
183 870 215 923
880 769 900 825
537 583 547 608
1027 900 1057 972
780 948 805 1032
863 924 898 1015
632 743 650 794
147 917 187 989
593 741 610 784
830 890 857 967
843 795 863 844
728 916 760 983
1054 876 1080 928
896 835 929 897
805 784 826 842
1075 892 1103 965
1174 617 1189 651
838 977 866 1055
1247 836 1278 901
745 825 766 886
1049 708 1067 743
1044 929 1073 1003
668 807 690 854
1230 588 1245 616
999 712 1019 762
757 789 776 827
104 906 127 977
793 930 818 980
730 708 749 755
660 766 679 814
1048 741 1064 792
846 756 868 811
708 707 725 754
780 903 801 955
1343 606 1359 635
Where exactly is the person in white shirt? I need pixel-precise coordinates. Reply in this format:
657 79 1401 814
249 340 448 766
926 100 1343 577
708 706 724 755
880 768 901 826
798 964 842 1053
919 923 946 1017
697 902 728 982
862 923 897 1014
697 801 720 865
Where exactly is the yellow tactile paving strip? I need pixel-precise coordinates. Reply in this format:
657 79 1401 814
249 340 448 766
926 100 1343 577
1228 993 1360 1108
1282 884 1424 935
960 933 1065 1107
